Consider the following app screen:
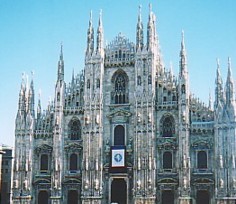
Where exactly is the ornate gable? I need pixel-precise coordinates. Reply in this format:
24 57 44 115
107 109 132 123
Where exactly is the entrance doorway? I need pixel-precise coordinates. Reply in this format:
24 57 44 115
38 191 49 204
68 190 78 204
196 190 209 204
111 178 127 204
162 190 174 204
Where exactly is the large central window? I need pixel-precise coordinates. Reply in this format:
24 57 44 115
68 119 81 140
111 69 129 104
160 115 175 137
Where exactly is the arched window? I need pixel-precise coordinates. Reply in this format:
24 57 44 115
181 84 186 94
198 151 207 169
68 190 78 204
38 191 49 204
161 115 175 137
112 70 129 104
40 154 48 171
148 75 152 84
68 119 81 140
163 152 172 169
70 154 78 171
87 79 90 89
114 125 125 146
96 79 100 88
137 76 141 85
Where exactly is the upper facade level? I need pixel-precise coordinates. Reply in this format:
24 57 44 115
105 33 135 68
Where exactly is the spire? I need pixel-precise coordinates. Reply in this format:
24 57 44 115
72 69 75 86
18 73 26 113
96 10 104 54
136 5 143 51
37 90 41 119
57 44 64 82
226 57 235 104
179 30 187 77
147 3 153 50
208 90 212 110
86 10 94 55
27 71 35 116
215 58 224 107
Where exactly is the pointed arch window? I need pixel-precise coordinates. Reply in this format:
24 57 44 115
68 119 81 140
148 75 152 84
137 76 141 86
70 153 78 171
96 79 100 88
114 125 125 146
40 154 49 171
181 84 186 94
163 152 173 169
197 151 207 169
112 70 129 104
87 79 90 89
161 115 175 137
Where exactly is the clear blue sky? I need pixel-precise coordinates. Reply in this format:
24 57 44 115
0 0 236 146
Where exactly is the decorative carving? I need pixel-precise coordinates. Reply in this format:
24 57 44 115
64 143 83 153
219 155 223 168
35 144 53 155
107 109 132 123
219 178 224 188
191 137 212 149
157 137 177 150
104 33 135 68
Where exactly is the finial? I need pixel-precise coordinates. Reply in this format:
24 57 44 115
90 10 92 21
72 68 75 82
181 30 185 47
60 42 63 60
31 70 34 77
182 30 184 40
228 57 231 68
148 3 152 20
149 3 152 12
217 58 220 68
38 89 41 99
98 9 103 27
138 5 142 21
209 89 212 110
227 57 233 80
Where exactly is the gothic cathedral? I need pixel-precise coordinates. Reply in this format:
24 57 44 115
12 5 236 204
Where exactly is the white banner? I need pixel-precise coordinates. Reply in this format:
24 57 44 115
112 149 125 167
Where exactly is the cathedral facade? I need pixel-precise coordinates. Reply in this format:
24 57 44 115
12 5 236 204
